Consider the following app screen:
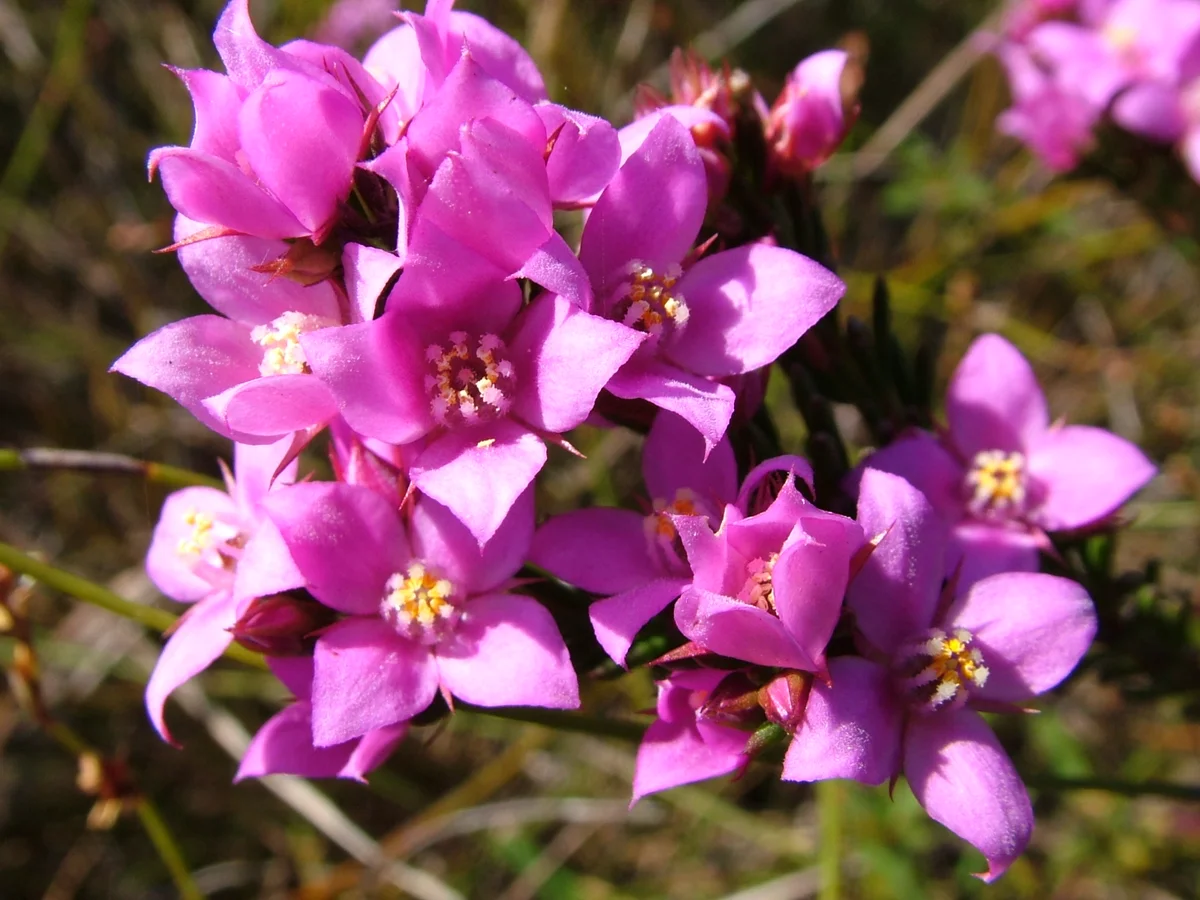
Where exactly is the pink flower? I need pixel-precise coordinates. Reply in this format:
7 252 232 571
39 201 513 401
111 220 371 444
632 670 751 802
263 482 579 747
302 239 643 546
576 115 845 450
150 1 389 243
144 439 305 742
784 469 1097 881
858 334 1154 587
1026 0 1200 111
236 657 406 782
766 50 861 176
673 469 863 675
995 41 1099 170
531 411 738 665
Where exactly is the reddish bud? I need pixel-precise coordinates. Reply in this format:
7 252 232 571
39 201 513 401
697 672 768 729
758 670 814 733
228 593 337 657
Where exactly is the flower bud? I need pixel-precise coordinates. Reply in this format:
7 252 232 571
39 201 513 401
228 593 337 657
758 670 814 733
766 50 862 177
696 671 768 729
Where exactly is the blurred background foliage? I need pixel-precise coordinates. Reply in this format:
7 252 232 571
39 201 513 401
0 0 1198 897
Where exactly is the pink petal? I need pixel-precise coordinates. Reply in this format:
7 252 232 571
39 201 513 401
848 469 946 655
675 586 814 670
153 148 305 238
782 657 902 784
302 314 433 445
668 244 845 376
1026 425 1156 531
536 102 621 206
590 577 690 666
674 506 737 595
1112 81 1185 142
238 70 362 233
111 315 262 438
632 706 747 802
945 571 1096 702
342 242 402 324
409 490 534 596
214 0 303 89
202 373 338 439
771 523 857 670
579 115 706 298
263 482 408 615
312 618 438 746
436 593 579 708
409 421 548 547
174 217 341 324
450 10 547 102
232 518 306 605
404 52 544 180
419 118 553 275
735 455 815 512
606 360 736 454
230 435 298 513
146 487 240 603
851 431 964 521
904 708 1033 882
236 701 355 780
513 232 594 308
946 334 1048 457
614 106 729 170
643 410 738 509
509 294 645 434
145 591 237 743
341 721 408 781
174 67 243 163
949 523 1042 590
531 508 661 594
389 223 521 334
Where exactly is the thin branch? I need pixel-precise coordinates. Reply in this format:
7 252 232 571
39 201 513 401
136 798 205 900
0 447 223 490
0 542 265 669
461 703 647 743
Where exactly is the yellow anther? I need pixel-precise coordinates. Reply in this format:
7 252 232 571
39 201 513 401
251 311 337 376
383 563 456 632
967 450 1027 514
176 509 215 556
914 628 990 709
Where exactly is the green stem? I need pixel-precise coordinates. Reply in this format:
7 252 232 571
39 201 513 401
0 541 264 669
462 704 647 743
0 448 222 490
136 797 204 900
817 780 843 900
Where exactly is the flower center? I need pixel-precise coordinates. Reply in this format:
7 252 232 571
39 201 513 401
380 562 459 644
176 509 215 557
612 262 689 342
900 627 990 712
250 311 338 376
425 332 516 427
737 553 780 613
965 450 1027 517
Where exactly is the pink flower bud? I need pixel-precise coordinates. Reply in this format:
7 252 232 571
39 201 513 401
767 50 862 177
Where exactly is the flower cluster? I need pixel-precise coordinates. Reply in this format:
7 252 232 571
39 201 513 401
991 0 1200 176
119 0 1154 882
